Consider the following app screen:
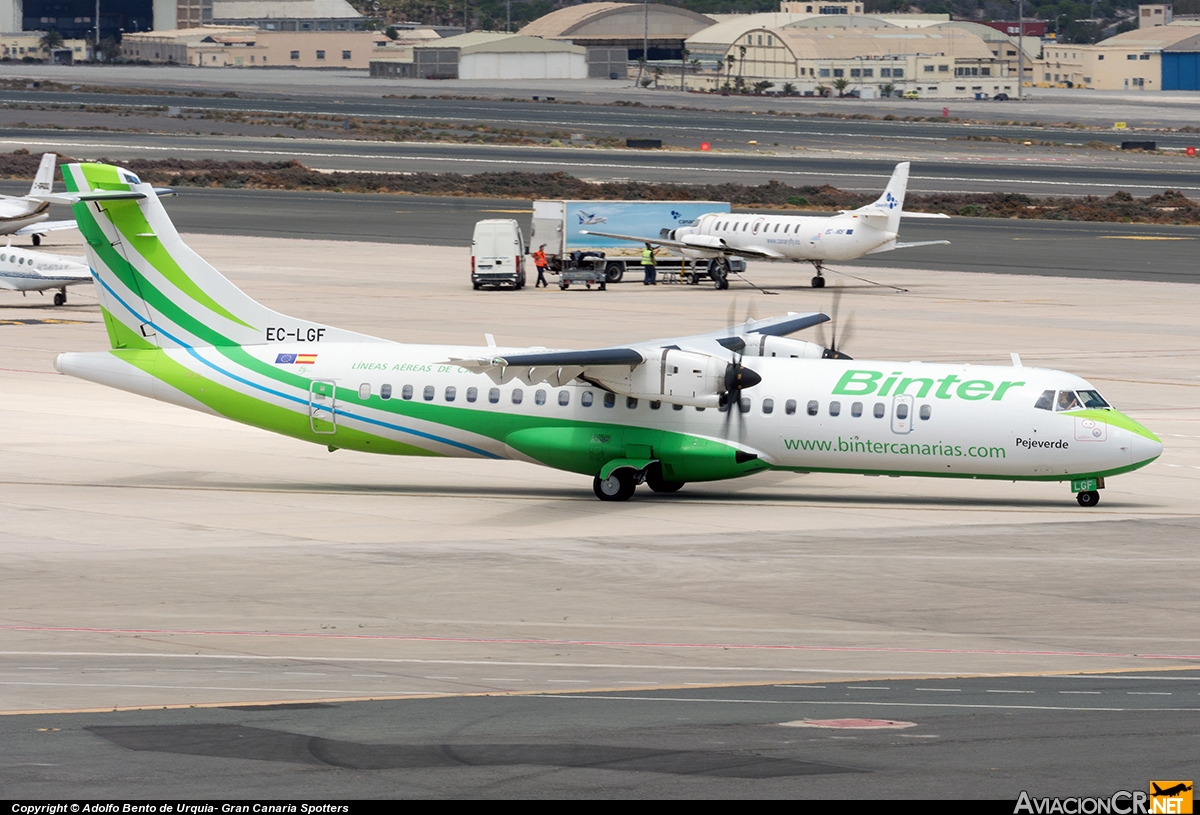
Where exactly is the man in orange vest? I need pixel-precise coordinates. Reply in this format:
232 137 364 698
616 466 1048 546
533 244 549 288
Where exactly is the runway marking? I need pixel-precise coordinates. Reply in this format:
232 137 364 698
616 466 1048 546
3 627 1199 661
1127 691 1172 695
1060 691 1102 694
2 137 1197 192
987 689 1035 694
915 688 962 692
536 694 1200 713
0 680 426 694
1098 236 1194 241
847 686 891 690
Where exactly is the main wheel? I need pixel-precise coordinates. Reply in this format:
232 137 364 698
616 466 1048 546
32 234 40 246
811 275 825 289
593 471 636 502
605 263 624 284
645 463 684 494
559 280 569 290
53 291 66 306
1076 490 1100 507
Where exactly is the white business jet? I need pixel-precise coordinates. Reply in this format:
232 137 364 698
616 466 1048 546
583 162 948 288
0 152 80 245
55 160 1160 508
0 241 91 305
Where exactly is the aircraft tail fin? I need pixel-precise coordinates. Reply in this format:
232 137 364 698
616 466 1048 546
61 162 383 351
29 152 56 197
855 162 909 234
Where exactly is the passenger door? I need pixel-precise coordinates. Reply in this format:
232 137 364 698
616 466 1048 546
891 394 914 434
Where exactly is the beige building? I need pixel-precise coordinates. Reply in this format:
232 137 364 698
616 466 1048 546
1035 18 1200 89
123 27 427 68
779 2 865 13
0 32 89 62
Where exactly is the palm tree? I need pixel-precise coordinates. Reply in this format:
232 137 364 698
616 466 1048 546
39 29 64 56
635 57 647 87
680 47 690 91
833 77 851 97
725 53 736 88
781 81 797 96
737 44 747 80
753 80 773 95
879 82 896 98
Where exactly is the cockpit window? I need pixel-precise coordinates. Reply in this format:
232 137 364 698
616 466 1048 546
1055 390 1082 412
1076 390 1110 409
1034 390 1054 411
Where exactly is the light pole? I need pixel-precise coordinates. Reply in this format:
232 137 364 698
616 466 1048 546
506 0 511 33
643 0 648 65
95 0 100 50
1017 0 1024 100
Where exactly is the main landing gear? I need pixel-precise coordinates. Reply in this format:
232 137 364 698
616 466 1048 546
593 462 685 502
53 288 67 306
707 258 730 290
810 261 826 289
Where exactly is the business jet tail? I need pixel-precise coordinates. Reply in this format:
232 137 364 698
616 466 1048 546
854 162 909 235
58 161 383 352
28 152 56 197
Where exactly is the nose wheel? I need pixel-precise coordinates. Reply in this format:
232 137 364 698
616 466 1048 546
1076 490 1100 507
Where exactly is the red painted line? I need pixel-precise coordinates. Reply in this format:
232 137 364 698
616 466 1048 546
3 625 1199 661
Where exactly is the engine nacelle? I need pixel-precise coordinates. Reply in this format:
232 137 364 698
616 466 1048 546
587 348 731 408
736 334 827 359
679 233 728 251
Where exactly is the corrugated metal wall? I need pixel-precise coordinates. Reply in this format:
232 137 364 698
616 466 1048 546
1162 52 1200 91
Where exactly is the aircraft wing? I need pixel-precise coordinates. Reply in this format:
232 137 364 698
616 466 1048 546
14 220 78 236
579 230 785 260
442 312 830 387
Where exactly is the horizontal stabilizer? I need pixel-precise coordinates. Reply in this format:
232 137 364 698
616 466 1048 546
14 219 78 236
865 239 950 255
899 211 950 219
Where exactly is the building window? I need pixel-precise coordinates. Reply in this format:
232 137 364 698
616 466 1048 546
880 68 891 77
924 65 934 73
1139 54 1150 60
939 64 949 72
1098 54 1104 60
316 50 326 60
819 68 830 77
832 68 843 77
862 68 872 77
757 35 762 46
1127 54 1137 60
290 50 299 59
892 68 904 77
342 50 351 60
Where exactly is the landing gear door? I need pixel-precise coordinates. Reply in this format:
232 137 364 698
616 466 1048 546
309 380 337 435
891 394 914 435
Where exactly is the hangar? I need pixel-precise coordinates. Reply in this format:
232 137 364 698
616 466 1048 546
518 2 715 61
409 32 587 80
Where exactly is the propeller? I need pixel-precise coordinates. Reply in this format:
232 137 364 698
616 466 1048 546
719 298 763 440
814 286 854 360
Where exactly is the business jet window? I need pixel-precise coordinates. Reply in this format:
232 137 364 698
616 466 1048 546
19 257 25 264
740 397 750 413
807 400 819 416
1034 389 1055 411
604 392 616 408
488 387 500 403
380 384 392 400
512 388 523 405
874 402 885 418
466 387 477 403
0 254 6 260
358 383 371 399
919 404 931 420
851 401 863 417
402 384 413 400
1077 390 1111 409
535 389 546 405
829 401 841 417
762 398 774 414
1055 390 1082 411
650 400 661 410
423 385 435 401
582 391 594 407
785 399 797 415
559 390 570 406
672 402 684 410
445 386 456 402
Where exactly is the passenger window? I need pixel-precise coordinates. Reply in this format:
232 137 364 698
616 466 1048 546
896 403 909 420
807 400 819 416
829 401 841 417
423 385 434 401
380 384 392 400
512 388 523 405
402 384 413 400
874 402 885 418
851 401 862 417
445 386 456 402
582 391 594 407
672 402 684 411
739 397 750 413
626 397 638 409
1077 389 1110 409
919 404 931 420
358 383 371 399
1056 390 1081 411
695 406 706 412
1034 389 1055 411
650 400 661 410
604 392 616 408
488 387 500 404
785 399 797 415
535 389 546 405
558 390 570 406
762 397 774 415
466 387 477 403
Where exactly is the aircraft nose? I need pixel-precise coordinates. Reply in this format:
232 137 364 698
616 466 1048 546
1130 430 1163 465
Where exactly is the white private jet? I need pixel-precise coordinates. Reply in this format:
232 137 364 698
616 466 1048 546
577 210 607 225
55 160 1161 508
0 241 91 305
583 162 949 288
0 152 79 245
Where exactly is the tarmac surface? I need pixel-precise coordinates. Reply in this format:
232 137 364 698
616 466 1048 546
1 233 1198 796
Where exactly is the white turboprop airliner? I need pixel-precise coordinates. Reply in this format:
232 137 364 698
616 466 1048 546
55 161 1160 507
0 241 91 305
584 161 948 288
0 152 79 245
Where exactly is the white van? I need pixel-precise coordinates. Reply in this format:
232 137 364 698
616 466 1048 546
471 219 526 290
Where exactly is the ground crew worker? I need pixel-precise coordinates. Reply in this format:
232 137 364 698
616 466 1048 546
533 244 549 288
641 243 656 285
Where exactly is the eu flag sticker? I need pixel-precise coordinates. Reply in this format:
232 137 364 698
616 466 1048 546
275 353 297 364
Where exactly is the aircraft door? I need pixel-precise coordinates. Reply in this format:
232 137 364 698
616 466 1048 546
309 380 337 435
891 395 914 434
